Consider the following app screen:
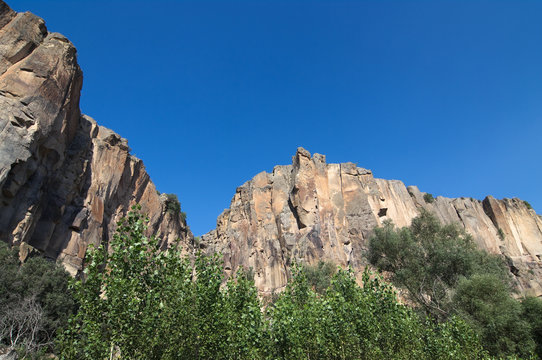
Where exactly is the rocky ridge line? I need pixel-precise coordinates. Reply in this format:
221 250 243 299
202 147 542 296
0 1 191 275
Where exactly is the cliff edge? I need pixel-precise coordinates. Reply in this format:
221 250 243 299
0 1 191 275
202 147 542 296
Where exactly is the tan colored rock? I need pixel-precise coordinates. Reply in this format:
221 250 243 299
0 1 191 275
203 147 542 296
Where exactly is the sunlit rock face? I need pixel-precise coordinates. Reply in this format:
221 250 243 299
203 147 542 296
0 1 191 275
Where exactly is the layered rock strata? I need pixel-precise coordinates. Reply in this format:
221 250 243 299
202 148 542 296
0 1 190 275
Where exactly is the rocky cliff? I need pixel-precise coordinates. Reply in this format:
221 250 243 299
202 148 542 296
0 1 191 275
1 1 540 297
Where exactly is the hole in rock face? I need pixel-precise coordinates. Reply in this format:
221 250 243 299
509 264 520 276
378 208 388 217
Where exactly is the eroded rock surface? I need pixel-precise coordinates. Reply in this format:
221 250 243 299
0 1 191 275
202 148 542 296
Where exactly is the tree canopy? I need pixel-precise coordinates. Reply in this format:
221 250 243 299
56 206 490 360
368 210 541 359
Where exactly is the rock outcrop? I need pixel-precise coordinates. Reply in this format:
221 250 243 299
202 148 542 296
0 1 191 275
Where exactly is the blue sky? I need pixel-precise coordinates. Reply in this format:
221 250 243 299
13 1 542 236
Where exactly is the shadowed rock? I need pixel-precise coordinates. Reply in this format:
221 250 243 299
0 1 191 275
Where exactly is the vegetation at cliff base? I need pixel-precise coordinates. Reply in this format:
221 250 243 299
2 208 541 359
304 260 336 294
56 206 489 360
368 210 542 359
0 242 74 358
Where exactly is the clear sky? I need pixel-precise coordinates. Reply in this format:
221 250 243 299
12 1 542 236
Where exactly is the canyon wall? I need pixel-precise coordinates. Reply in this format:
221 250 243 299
0 1 191 275
202 148 542 296
1 1 540 298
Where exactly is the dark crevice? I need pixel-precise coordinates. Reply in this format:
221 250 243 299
288 195 304 230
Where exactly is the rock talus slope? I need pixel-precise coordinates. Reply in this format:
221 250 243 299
0 1 190 275
202 148 542 296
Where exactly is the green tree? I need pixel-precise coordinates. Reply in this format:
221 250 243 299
521 297 542 358
0 242 74 356
267 265 486 360
453 274 535 358
368 211 508 319
368 211 536 358
59 207 490 360
304 260 336 294
58 206 266 360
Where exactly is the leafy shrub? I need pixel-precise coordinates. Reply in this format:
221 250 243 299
303 260 336 294
164 193 181 214
454 274 535 358
497 228 505 241
423 193 435 203
521 297 542 358
367 211 537 358
0 242 74 356
524 200 533 210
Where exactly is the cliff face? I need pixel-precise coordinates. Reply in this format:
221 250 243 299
0 1 191 275
1 1 539 296
202 148 542 296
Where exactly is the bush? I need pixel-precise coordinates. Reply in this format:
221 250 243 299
164 193 181 214
497 228 505 241
303 260 336 294
423 193 435 203
521 297 542 358
367 211 536 358
454 274 535 358
524 200 533 210
0 242 74 356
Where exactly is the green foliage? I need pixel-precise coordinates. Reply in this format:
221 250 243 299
0 242 74 356
57 206 265 360
368 212 509 319
454 274 535 358
303 260 336 294
193 235 201 248
164 193 181 214
498 228 505 241
267 265 486 360
368 211 537 358
424 193 435 203
524 200 533 210
521 297 542 358
58 207 488 359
